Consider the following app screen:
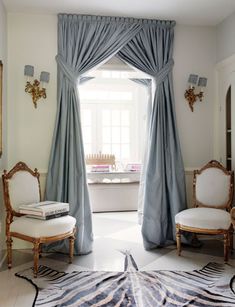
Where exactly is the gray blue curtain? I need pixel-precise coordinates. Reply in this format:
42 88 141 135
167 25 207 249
118 22 187 249
45 14 186 254
45 15 142 254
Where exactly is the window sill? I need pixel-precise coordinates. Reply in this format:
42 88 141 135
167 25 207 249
87 171 140 184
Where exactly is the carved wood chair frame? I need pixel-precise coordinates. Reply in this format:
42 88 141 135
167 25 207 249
2 161 76 277
176 160 234 262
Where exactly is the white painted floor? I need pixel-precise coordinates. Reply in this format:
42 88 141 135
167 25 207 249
0 212 234 307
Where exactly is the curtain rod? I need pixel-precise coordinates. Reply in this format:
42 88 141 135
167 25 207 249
58 13 176 28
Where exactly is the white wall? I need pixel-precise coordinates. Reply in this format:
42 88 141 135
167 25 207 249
174 25 216 168
216 12 235 63
214 56 235 170
215 11 235 167
0 0 7 170
7 13 57 172
0 0 7 255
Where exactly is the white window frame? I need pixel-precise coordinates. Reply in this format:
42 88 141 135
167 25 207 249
79 74 149 166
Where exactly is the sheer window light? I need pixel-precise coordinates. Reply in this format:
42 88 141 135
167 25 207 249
79 73 148 169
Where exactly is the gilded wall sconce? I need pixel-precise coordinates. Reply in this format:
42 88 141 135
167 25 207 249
184 74 207 112
24 65 50 108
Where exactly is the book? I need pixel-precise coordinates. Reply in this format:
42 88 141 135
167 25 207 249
20 207 69 217
19 201 69 217
19 201 68 210
26 211 69 220
20 209 44 216
91 165 110 172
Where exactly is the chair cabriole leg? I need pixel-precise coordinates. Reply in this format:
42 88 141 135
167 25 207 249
69 236 75 264
224 232 229 263
39 243 42 258
33 240 40 278
6 236 13 269
229 225 233 254
176 225 181 256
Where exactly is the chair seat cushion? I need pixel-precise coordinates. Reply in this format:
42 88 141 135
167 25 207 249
175 208 231 230
10 215 76 238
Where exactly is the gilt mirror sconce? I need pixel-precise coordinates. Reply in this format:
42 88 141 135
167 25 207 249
24 65 50 108
185 74 207 112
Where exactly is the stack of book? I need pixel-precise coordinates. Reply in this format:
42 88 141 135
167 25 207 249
91 165 110 172
19 201 69 220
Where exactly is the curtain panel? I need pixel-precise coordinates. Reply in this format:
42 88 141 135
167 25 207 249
45 13 186 254
118 24 187 249
45 15 142 254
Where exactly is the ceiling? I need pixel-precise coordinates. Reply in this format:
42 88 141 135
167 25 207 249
3 0 235 26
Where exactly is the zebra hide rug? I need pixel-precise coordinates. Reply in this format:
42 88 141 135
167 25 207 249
16 252 235 307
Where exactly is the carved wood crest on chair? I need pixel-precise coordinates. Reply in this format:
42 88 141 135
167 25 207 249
2 161 76 277
175 160 234 262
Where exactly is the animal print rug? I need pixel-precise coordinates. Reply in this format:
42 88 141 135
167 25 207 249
16 252 235 306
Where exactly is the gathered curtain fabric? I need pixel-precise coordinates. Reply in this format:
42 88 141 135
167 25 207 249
45 13 187 254
45 15 142 254
118 24 187 249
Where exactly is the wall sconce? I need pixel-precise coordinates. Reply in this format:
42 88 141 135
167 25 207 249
184 74 207 112
24 65 50 108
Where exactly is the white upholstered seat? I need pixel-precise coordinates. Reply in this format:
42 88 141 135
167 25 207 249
11 215 76 238
175 160 234 263
175 208 231 230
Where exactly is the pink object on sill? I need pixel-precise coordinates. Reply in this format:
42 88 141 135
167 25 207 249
125 163 141 172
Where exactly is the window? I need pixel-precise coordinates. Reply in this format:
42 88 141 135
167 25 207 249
79 72 149 168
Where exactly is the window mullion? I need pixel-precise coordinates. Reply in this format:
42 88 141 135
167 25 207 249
97 104 102 154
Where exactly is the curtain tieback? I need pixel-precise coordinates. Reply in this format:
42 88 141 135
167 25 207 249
155 59 174 86
56 55 79 84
